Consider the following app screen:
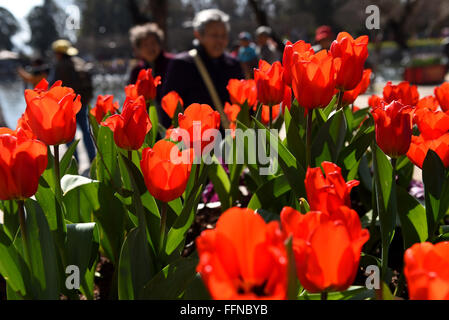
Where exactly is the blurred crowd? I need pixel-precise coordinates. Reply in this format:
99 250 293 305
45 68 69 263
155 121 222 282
11 8 341 160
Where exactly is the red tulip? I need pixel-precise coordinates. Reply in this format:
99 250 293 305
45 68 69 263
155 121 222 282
227 79 257 109
404 242 449 300
90 95 120 124
141 140 192 202
281 205 369 293
282 40 314 86
416 95 439 111
368 94 382 109
178 103 220 153
434 82 449 112
196 207 288 300
224 102 241 123
330 32 369 91
407 133 449 168
414 108 449 140
15 113 36 140
24 79 82 145
161 91 183 119
125 68 161 102
383 81 419 106
291 50 337 111
371 100 413 157
101 96 152 150
0 132 48 200
254 60 289 106
342 69 372 106
305 161 359 215
261 104 280 125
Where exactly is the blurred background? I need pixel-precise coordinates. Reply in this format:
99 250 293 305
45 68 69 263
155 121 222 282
1 0 449 128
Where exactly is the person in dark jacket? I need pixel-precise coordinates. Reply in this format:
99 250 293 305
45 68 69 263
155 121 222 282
162 9 244 115
128 23 173 128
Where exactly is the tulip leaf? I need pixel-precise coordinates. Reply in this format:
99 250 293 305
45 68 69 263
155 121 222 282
207 157 231 210
20 199 60 299
338 130 374 176
182 273 211 299
60 140 80 177
253 118 306 198
422 150 449 240
284 107 306 169
248 175 290 212
148 104 159 147
285 237 300 300
96 125 118 184
66 222 100 299
141 256 198 299
299 286 374 300
118 226 154 300
312 109 347 166
396 186 428 248
0 227 27 297
372 145 397 277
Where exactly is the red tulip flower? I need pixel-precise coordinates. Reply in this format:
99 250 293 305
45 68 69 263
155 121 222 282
125 68 161 102
90 95 120 124
196 207 288 300
141 140 192 202
24 79 82 145
368 94 382 109
371 100 413 157
254 60 289 106
0 132 48 200
281 206 369 293
102 96 152 150
416 96 439 111
342 69 372 106
224 102 241 123
282 40 314 86
330 32 369 91
434 82 449 112
407 133 449 168
414 108 449 140
404 242 449 300
161 91 183 119
261 104 280 125
227 79 257 109
15 113 36 140
178 103 220 153
305 161 359 215
291 50 337 111
383 81 419 106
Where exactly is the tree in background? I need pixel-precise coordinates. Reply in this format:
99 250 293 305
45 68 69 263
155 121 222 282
0 7 20 51
27 0 60 56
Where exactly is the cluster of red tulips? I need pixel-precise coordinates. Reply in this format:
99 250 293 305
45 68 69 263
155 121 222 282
0 31 449 300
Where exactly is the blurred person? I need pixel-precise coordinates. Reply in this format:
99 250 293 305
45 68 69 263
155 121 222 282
255 26 280 64
17 58 50 87
162 9 244 128
312 25 335 52
128 22 174 128
48 39 96 163
238 31 258 79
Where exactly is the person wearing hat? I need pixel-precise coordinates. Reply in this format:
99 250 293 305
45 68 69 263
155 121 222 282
255 26 281 64
238 31 258 79
312 25 335 52
47 39 97 164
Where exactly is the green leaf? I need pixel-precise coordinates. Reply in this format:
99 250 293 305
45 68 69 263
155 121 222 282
60 140 80 176
96 125 118 183
284 107 306 169
0 227 27 297
396 186 428 248
207 157 231 210
286 237 300 300
299 286 374 300
118 227 154 300
21 199 60 299
148 104 159 146
312 109 347 166
141 257 198 299
248 175 290 211
422 150 449 239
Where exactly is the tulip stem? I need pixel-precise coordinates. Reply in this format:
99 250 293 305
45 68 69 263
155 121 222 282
159 202 167 255
269 104 273 129
321 291 328 300
306 109 313 168
128 150 132 162
336 90 344 111
53 145 63 201
17 200 32 266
